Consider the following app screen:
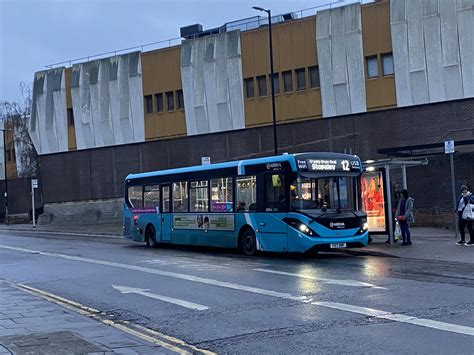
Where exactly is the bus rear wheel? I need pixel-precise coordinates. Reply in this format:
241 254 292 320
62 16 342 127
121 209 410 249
145 224 158 248
241 229 257 256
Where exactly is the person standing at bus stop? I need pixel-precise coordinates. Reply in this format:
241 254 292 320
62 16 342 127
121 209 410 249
456 185 473 246
395 189 414 246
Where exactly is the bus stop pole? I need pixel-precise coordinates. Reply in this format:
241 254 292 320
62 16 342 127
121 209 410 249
450 153 458 239
385 164 393 243
31 181 35 228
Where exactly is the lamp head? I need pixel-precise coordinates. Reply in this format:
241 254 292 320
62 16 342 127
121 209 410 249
252 6 268 12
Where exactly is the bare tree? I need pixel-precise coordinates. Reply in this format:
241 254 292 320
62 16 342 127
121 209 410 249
0 82 38 177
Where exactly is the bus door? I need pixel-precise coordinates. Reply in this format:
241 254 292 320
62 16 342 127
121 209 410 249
160 185 172 242
256 173 288 252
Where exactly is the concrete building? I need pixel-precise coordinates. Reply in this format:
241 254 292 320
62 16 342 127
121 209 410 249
11 0 474 224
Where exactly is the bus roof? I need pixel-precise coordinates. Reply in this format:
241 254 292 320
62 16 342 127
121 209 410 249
126 152 361 181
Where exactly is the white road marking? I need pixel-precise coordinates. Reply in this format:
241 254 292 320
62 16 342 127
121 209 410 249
0 245 303 301
1 244 473 337
312 301 474 337
112 285 209 311
253 268 387 289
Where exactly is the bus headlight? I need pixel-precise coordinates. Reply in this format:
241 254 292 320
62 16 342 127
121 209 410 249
299 224 310 233
362 222 369 231
283 218 318 237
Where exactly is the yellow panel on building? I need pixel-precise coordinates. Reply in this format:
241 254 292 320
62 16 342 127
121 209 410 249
142 46 187 139
64 68 77 151
241 15 322 128
362 1 397 110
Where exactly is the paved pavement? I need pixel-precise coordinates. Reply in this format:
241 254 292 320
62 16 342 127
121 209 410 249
1 223 471 263
0 282 171 354
359 227 473 264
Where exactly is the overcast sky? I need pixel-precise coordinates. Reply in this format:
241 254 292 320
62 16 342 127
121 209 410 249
0 0 365 103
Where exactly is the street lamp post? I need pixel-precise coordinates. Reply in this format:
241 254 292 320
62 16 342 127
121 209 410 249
252 6 278 155
0 125 12 225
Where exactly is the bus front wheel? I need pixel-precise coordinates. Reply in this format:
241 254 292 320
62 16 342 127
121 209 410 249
145 224 158 248
241 228 257 256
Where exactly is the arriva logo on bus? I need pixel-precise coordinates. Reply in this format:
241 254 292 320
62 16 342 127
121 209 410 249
330 222 346 229
266 163 282 170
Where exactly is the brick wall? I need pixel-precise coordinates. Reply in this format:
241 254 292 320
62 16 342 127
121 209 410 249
34 97 474 226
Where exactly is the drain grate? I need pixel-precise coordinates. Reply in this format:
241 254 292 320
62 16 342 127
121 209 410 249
0 331 105 354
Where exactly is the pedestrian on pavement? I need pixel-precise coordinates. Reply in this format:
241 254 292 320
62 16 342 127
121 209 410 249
456 185 473 246
395 189 414 246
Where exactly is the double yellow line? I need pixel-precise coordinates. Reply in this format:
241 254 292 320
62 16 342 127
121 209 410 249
12 282 215 355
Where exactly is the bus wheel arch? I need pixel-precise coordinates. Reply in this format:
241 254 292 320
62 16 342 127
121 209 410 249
238 225 257 256
145 223 158 248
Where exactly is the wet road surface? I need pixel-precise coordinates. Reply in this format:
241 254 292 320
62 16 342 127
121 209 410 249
1 230 473 354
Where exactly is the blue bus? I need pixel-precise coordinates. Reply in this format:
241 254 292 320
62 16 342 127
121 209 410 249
123 152 369 255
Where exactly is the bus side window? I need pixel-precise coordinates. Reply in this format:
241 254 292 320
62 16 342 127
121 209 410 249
265 174 286 212
162 186 170 213
144 185 160 209
236 176 257 212
211 178 233 212
173 182 188 212
128 186 143 209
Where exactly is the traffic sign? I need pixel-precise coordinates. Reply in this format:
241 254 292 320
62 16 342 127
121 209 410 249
444 139 454 154
32 179 38 188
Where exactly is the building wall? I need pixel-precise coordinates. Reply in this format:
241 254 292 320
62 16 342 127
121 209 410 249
241 15 322 126
390 0 474 107
38 98 474 206
70 52 145 150
181 31 245 135
316 3 367 117
361 1 397 110
142 46 187 139
29 67 69 155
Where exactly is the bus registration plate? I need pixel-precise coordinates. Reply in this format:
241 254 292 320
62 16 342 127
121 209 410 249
330 243 347 249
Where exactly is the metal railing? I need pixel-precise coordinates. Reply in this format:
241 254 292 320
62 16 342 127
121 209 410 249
45 0 372 69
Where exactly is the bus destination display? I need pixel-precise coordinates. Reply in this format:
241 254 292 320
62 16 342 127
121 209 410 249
297 158 362 173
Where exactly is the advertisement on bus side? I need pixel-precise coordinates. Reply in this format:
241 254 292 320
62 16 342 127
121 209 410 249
173 214 235 231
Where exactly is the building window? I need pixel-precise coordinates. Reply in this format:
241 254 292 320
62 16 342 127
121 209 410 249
172 181 188 212
366 56 379 78
176 90 184 109
309 66 320 88
211 178 233 212
166 91 174 111
244 78 254 99
67 108 74 126
144 95 153 114
381 53 394 76
190 180 209 212
156 93 163 112
257 75 267 97
269 73 280 95
295 68 306 91
282 70 292 93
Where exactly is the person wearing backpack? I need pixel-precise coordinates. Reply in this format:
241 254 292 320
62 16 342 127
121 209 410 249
395 189 415 246
456 185 474 246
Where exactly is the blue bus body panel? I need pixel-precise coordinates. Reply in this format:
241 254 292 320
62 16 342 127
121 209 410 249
171 228 236 248
234 213 288 252
125 210 368 253
126 155 298 181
